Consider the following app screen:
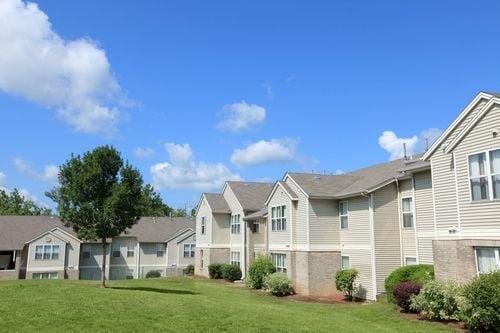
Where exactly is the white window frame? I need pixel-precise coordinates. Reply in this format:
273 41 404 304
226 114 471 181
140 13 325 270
341 255 350 270
201 217 206 235
339 201 349 229
230 251 240 266
156 243 164 258
32 272 58 279
34 244 59 260
468 148 500 201
271 205 287 231
404 257 417 266
231 214 241 234
271 253 287 273
82 244 91 259
112 241 121 258
126 243 134 258
183 244 195 258
401 197 415 229
475 247 500 274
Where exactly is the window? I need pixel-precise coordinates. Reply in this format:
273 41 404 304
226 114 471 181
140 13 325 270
230 251 240 266
271 253 287 273
469 149 500 201
201 217 206 235
127 243 134 258
183 244 195 258
112 241 120 258
476 248 500 273
271 206 286 231
32 272 58 279
339 201 349 229
156 243 164 257
401 197 414 228
231 214 241 234
405 257 417 266
82 244 91 259
251 221 260 233
34 244 59 260
341 256 350 270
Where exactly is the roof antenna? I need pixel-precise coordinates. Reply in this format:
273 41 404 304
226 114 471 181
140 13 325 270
403 143 408 160
425 138 429 152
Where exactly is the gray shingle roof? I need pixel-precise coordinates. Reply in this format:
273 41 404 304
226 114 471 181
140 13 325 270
226 181 274 212
288 155 430 199
0 216 195 250
278 181 299 200
243 207 268 221
203 193 231 214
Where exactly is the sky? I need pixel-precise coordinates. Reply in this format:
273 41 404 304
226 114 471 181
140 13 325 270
1 0 500 210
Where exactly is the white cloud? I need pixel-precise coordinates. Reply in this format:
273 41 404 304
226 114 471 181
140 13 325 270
0 0 127 136
151 143 241 191
217 101 266 132
13 158 58 183
334 169 346 175
134 147 155 159
230 138 298 168
0 172 5 186
378 128 443 160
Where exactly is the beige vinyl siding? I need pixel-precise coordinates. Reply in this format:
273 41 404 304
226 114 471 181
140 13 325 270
212 213 230 246
398 178 416 260
176 234 196 267
401 231 416 258
399 179 413 197
80 243 107 267
139 243 166 266
109 237 137 266
414 171 435 264
196 197 212 246
251 219 266 246
430 99 488 239
453 104 500 238
28 236 67 272
373 183 401 294
285 177 308 246
52 229 80 270
267 187 291 248
339 196 375 300
223 185 244 246
308 199 339 248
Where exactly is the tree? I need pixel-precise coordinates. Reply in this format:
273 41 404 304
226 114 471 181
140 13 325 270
47 146 145 288
0 189 52 216
140 184 173 217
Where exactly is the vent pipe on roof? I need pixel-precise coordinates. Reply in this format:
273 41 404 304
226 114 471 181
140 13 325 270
425 138 429 152
403 143 408 160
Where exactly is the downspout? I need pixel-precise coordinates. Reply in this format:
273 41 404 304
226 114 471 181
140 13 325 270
361 190 377 301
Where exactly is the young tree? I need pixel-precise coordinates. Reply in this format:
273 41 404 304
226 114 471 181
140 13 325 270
0 189 52 215
47 146 145 287
140 184 173 217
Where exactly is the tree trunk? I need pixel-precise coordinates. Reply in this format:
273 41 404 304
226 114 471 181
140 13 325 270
101 239 107 288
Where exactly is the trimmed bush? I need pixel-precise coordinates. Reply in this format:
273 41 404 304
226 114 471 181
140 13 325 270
247 255 275 289
410 280 462 321
184 264 194 276
208 263 223 279
264 272 294 296
385 265 434 303
393 281 421 312
145 270 161 278
335 269 358 301
460 271 500 332
220 264 242 282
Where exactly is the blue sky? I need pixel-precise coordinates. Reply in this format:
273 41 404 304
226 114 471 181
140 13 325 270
1 0 500 210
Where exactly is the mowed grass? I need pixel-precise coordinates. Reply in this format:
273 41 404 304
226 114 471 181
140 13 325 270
0 277 455 333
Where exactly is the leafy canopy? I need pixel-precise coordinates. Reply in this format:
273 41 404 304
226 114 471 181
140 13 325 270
47 146 145 241
0 188 51 216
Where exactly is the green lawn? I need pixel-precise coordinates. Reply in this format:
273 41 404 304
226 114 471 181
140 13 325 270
0 277 455 332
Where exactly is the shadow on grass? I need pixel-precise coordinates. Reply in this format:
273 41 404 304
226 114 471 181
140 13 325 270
109 286 197 295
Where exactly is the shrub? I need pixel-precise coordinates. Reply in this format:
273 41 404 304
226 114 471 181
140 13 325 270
145 270 161 279
393 281 421 312
220 264 242 282
385 265 434 303
184 264 194 276
410 280 462 321
247 255 275 289
460 271 500 332
335 269 358 301
263 272 294 296
208 263 223 279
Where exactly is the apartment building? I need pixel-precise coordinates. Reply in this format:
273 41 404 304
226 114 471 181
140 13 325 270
422 91 500 282
0 215 195 280
195 181 273 278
